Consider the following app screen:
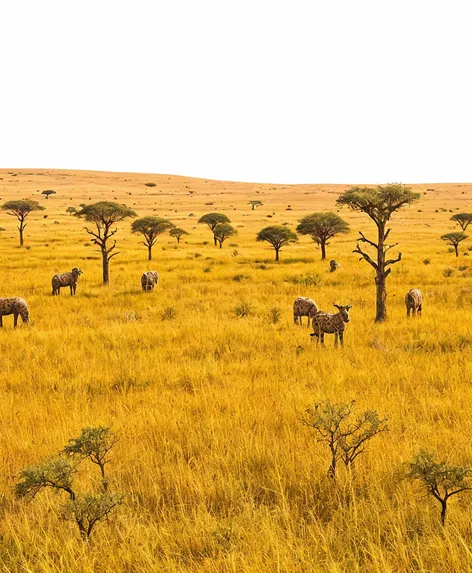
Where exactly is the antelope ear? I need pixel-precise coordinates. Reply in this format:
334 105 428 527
333 303 340 309
347 305 352 310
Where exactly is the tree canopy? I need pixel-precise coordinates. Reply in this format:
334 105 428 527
169 227 189 243
213 223 237 248
441 231 468 257
256 225 297 261
336 184 420 224
451 213 472 231
1 199 45 246
198 213 231 245
297 212 350 259
131 216 174 260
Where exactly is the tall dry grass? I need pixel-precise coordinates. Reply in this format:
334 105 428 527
1 170 472 571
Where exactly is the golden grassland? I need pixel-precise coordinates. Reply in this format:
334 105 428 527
1 169 472 572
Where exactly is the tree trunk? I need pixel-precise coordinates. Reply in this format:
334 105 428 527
219 241 223 249
102 250 109 285
275 248 279 261
441 499 447 526
375 272 387 322
148 245 152 260
251 204 255 210
321 241 326 260
213 235 217 246
19 225 24 247
375 223 387 322
176 237 180 243
454 244 459 257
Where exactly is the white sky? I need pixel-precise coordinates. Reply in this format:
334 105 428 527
1 1 471 184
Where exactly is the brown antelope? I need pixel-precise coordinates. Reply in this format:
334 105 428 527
0 297 30 327
141 271 159 292
293 297 319 327
52 268 83 296
405 289 422 317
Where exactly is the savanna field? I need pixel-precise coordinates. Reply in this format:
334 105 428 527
1 169 472 572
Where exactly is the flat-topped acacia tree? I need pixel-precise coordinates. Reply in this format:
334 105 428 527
297 212 350 260
256 225 297 261
214 223 237 248
76 202 136 284
131 216 175 260
1 199 45 246
198 213 230 245
169 227 189 244
451 213 472 231
441 231 467 257
337 184 420 322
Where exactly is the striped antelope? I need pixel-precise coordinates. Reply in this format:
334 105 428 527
310 304 352 347
293 297 319 327
405 288 422 317
52 268 83 296
141 271 159 292
0 297 30 327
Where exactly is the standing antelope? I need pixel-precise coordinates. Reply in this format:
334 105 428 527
405 289 422 317
0 297 30 327
141 271 159 292
293 297 319 327
310 304 352 347
52 268 83 296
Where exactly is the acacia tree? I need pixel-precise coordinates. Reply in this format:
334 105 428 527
407 450 472 526
169 227 189 243
214 223 237 248
451 213 472 231
302 400 388 479
256 225 297 261
66 206 77 215
1 199 45 246
441 231 467 257
337 184 420 322
131 216 174 260
42 190 56 200
198 213 230 245
297 212 350 260
248 200 263 210
76 202 136 284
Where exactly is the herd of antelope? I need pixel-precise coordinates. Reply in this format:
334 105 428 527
0 261 423 347
293 287 423 347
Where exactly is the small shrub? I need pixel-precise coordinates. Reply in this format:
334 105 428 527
443 267 455 278
267 307 281 324
287 274 322 286
234 301 253 318
194 253 202 258
232 274 250 282
203 266 211 273
458 265 468 271
123 311 140 322
423 258 431 265
160 307 176 320
144 183 156 187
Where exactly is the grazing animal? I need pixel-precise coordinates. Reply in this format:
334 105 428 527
310 304 352 347
329 260 340 272
0 297 29 327
293 297 319 327
141 271 159 292
52 268 83 296
405 288 422 317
